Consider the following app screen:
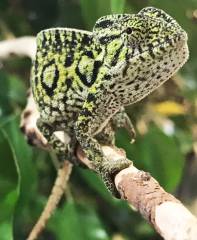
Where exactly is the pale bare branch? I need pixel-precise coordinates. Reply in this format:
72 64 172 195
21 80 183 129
78 146 197 240
27 161 72 240
0 37 36 60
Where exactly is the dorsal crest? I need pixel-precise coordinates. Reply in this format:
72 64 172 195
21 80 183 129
93 14 131 44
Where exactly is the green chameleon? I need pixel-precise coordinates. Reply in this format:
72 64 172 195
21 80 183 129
31 7 189 197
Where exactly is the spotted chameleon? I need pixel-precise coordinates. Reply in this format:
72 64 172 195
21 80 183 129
31 7 189 197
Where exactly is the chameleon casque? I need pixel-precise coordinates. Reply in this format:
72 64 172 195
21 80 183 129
31 7 189 197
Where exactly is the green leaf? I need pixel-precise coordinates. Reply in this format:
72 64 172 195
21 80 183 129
1 115 37 238
0 222 13 240
95 0 111 16
0 71 10 116
116 125 184 191
78 169 113 202
48 199 83 240
48 199 109 240
77 203 109 240
80 0 111 30
0 71 26 118
80 0 98 29
8 75 26 105
2 116 36 208
110 0 125 14
0 129 19 240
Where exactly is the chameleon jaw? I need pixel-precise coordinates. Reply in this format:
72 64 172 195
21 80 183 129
116 32 189 107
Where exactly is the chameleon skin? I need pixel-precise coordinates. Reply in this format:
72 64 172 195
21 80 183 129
31 7 189 197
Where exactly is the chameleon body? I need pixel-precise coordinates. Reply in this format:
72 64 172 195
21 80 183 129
31 7 189 197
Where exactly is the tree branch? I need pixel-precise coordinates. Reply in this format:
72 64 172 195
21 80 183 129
78 146 197 240
0 37 36 59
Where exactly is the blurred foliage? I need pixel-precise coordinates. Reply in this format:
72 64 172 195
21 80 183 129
0 0 197 239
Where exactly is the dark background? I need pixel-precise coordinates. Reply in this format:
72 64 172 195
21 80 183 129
0 0 197 239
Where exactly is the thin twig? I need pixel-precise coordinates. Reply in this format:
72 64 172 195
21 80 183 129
27 161 72 240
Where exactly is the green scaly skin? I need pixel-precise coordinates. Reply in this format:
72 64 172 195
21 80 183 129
31 7 189 197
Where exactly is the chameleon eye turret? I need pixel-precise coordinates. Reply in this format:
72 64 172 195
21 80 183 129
31 7 189 197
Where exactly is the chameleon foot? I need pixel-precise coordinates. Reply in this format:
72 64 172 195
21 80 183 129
112 108 136 144
97 158 132 198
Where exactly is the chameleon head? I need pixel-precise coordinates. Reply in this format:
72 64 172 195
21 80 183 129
93 7 189 104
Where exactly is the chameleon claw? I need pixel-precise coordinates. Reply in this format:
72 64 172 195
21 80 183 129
130 138 135 144
97 157 132 198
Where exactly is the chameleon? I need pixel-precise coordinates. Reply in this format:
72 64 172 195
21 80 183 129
31 7 189 197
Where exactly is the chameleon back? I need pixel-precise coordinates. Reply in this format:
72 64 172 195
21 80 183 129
31 28 100 125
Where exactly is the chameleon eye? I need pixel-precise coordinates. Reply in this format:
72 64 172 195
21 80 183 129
126 27 132 34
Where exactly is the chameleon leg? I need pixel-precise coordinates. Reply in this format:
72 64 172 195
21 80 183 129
95 122 115 146
96 108 135 145
112 107 136 143
36 119 76 165
75 105 132 198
